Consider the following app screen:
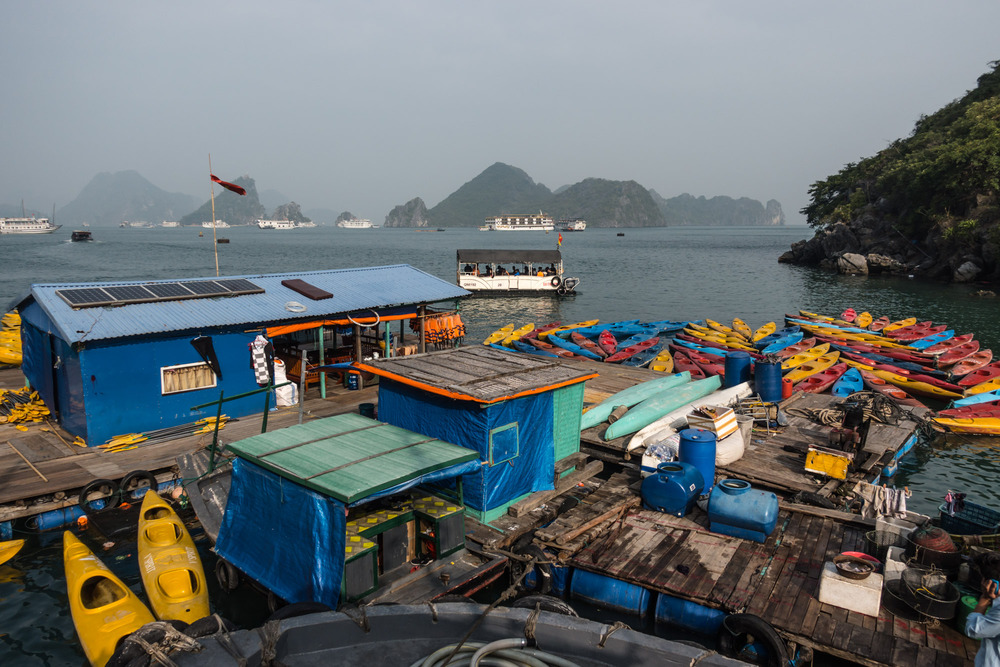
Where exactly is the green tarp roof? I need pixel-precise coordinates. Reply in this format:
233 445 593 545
226 413 479 503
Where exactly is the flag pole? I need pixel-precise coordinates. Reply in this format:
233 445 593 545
208 154 220 276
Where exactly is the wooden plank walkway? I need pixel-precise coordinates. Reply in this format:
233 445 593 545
0 366 379 522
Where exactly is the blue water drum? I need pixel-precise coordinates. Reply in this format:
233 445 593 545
724 351 752 388
345 371 360 390
678 428 717 496
641 462 704 517
27 505 88 532
754 360 783 402
570 569 652 618
0 520 11 540
708 479 779 544
654 593 726 635
550 564 571 597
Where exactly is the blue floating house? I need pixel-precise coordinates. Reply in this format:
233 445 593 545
12 266 468 446
356 346 598 522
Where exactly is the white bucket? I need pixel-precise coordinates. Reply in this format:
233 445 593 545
273 359 297 406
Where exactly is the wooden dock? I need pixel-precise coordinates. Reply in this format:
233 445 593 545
0 366 379 523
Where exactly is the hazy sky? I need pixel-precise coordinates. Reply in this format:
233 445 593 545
3 2 998 225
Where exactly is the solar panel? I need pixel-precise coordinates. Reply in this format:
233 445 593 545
57 288 113 307
145 282 194 298
181 281 226 295
216 278 264 294
104 285 156 302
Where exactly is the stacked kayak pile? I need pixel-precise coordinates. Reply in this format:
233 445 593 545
0 311 21 366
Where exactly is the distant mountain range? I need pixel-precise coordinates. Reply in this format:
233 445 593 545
6 164 784 228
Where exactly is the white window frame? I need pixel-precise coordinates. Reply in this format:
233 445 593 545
161 361 217 395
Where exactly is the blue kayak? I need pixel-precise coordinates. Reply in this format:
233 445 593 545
760 331 804 354
546 333 604 361
832 367 864 397
909 330 955 350
510 339 560 358
755 326 801 349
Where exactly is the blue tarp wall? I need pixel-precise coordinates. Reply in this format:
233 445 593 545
376 379 555 512
216 459 346 608
18 301 267 445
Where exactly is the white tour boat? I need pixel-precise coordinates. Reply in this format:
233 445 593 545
202 220 231 229
256 219 297 230
457 248 580 295
0 217 61 234
337 218 373 229
555 218 587 232
479 212 554 232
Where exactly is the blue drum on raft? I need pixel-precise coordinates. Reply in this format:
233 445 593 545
640 462 704 517
708 479 779 544
678 428 716 496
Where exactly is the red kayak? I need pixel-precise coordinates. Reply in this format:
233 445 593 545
958 361 1000 388
887 323 949 343
868 315 891 332
924 333 975 356
870 362 964 394
597 330 617 356
884 321 933 339
674 333 764 359
841 308 857 323
670 349 707 380
795 362 848 394
524 336 578 359
523 321 562 340
814 336 934 365
859 369 926 408
571 331 607 359
938 340 981 367
937 400 1000 419
605 336 660 364
773 337 817 359
949 349 993 378
684 349 725 377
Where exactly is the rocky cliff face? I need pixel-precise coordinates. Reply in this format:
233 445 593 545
778 204 1000 283
384 198 429 228
270 202 310 223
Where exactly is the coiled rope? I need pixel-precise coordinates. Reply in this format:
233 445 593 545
785 391 905 427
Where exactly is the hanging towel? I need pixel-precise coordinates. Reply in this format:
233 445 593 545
250 335 273 386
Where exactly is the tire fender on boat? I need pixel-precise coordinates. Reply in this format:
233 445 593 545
716 613 789 667
78 478 121 513
550 276 561 288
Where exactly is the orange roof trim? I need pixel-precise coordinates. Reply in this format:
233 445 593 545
266 312 416 338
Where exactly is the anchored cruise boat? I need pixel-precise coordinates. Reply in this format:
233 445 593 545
457 248 580 295
0 217 61 234
337 218 373 229
555 218 587 232
256 219 298 230
479 212 554 231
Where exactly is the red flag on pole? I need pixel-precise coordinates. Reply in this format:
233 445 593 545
210 174 247 196
557 233 563 247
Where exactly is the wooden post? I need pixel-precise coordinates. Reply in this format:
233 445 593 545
298 349 307 425
353 324 363 389
418 304 427 354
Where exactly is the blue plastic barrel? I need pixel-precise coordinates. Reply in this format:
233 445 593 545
640 462 704 517
550 565 571 596
708 479 779 543
678 428 716 496
655 593 726 635
724 351 752 388
754 360 783 402
570 569 652 618
28 505 88 532
345 371 360 390
0 521 11 540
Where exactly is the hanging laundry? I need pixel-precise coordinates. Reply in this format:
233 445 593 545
250 335 274 386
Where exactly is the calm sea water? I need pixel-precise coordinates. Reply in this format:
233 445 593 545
2 224 998 665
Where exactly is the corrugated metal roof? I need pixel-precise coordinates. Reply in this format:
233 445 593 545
457 249 562 264
356 345 597 403
20 265 469 343
226 413 480 503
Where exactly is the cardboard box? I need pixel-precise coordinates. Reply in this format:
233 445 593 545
686 406 738 439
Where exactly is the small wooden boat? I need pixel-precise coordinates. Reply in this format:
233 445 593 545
482 324 513 345
950 350 993 377
923 333 975 355
832 367 864 397
649 349 673 373
580 372 692 431
794 362 847 393
781 343 832 371
670 350 707 380
841 308 857 323
938 340 981 367
0 539 25 566
137 491 210 623
859 369 926 408
868 315 891 332
932 416 1000 436
605 336 660 364
967 377 1000 397
752 321 777 342
571 331 607 358
775 336 818 359
784 352 840 384
882 317 918 334
597 330 617 356
500 322 534 347
958 362 1000 388
855 312 873 329
65 531 155 667
731 317 752 340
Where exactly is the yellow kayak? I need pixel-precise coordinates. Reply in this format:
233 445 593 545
500 323 534 347
137 491 210 624
706 319 736 337
869 369 963 400
682 328 755 351
482 323 514 345
731 318 752 340
856 312 873 329
0 539 25 566
65 531 155 667
649 349 673 373
752 322 776 342
967 377 1000 396
0 345 22 366
882 317 918 334
799 310 835 322
538 319 599 339
781 343 831 371
932 417 1000 436
783 352 840 383
1 311 20 328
